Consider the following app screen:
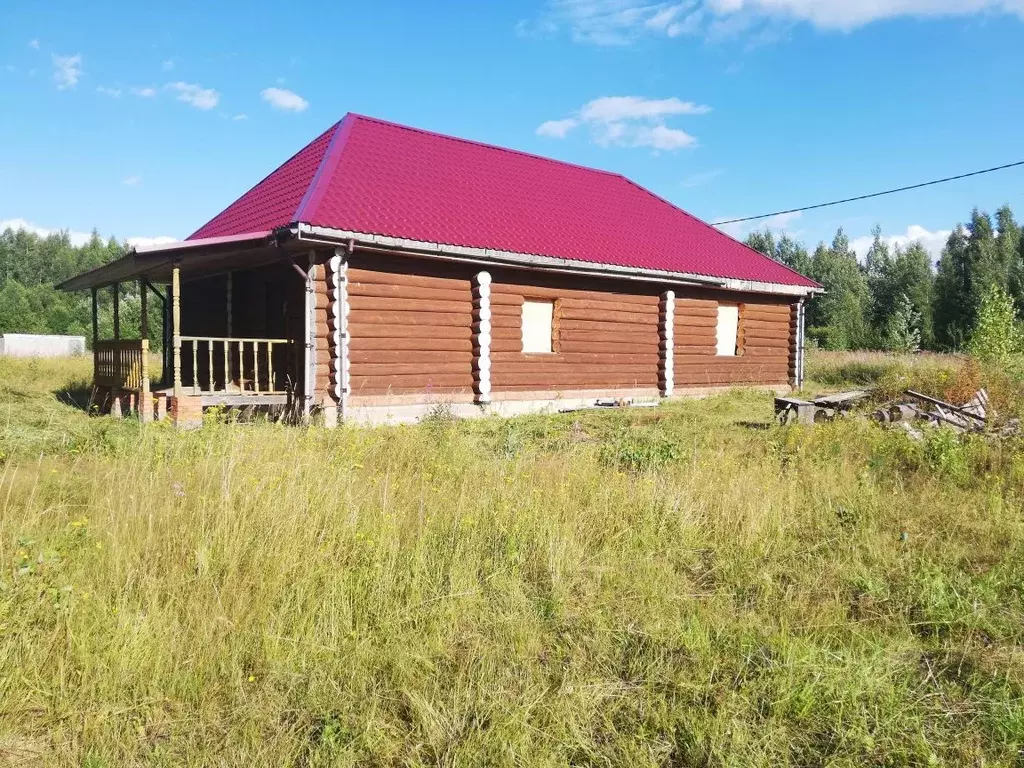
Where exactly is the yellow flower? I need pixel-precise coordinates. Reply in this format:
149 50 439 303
248 675 255 682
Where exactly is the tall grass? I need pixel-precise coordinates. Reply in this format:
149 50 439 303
2 357 1024 766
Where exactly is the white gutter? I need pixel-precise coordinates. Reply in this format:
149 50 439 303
293 223 819 298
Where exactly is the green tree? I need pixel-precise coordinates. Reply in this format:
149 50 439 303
884 292 922 353
968 284 1020 364
806 229 871 350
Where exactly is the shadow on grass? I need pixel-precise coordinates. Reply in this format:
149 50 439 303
54 384 93 413
736 420 773 431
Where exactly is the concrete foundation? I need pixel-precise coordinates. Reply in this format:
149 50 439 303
0 333 86 358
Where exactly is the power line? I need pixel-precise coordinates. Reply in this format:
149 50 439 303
712 160 1024 226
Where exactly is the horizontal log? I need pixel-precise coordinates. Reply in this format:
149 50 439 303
676 299 718 311
350 350 474 364
354 363 471 376
350 336 472 352
314 293 329 310
674 349 716 359
744 337 791 350
491 364 655 375
743 310 792 324
348 323 472 340
348 296 472 314
350 311 468 327
348 269 470 291
559 298 660 315
673 308 719 320
743 303 792 316
559 319 655 334
560 330 660 345
486 338 525 353
674 317 718 329
489 293 525 307
492 284 659 305
490 304 522 317
349 386 473 397
675 373 788 386
350 374 474 388
490 352 660 365
347 282 469 303
487 315 521 329
559 341 662 355
558 308 657 326
743 318 791 332
491 373 656 387
674 335 717 348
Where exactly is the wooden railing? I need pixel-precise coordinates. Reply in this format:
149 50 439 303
95 339 148 390
178 336 291 395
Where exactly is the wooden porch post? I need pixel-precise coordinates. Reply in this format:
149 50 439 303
112 283 120 340
226 271 233 336
89 287 99 412
139 280 152 422
172 264 182 400
303 251 316 421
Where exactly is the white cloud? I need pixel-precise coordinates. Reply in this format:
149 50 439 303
537 95 709 150
1 218 177 248
29 39 40 49
52 53 82 90
232 113 248 121
4 65 15 73
97 85 122 97
260 87 309 112
536 118 579 138
123 175 142 187
131 86 157 98
167 81 219 110
532 0 1024 44
580 95 711 122
161 58 175 72
850 225 951 262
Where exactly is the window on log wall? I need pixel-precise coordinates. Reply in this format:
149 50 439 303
716 303 739 357
522 299 554 354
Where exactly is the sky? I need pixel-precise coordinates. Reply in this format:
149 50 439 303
2 0 1023 261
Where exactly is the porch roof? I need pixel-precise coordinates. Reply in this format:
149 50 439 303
57 231 280 290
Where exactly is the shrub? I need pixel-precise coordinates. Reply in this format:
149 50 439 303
968 284 1021 365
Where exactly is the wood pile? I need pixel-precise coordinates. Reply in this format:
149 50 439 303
777 386 1020 438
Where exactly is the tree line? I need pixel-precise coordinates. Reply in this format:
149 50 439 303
746 204 1023 352
0 227 161 346
2 206 1022 356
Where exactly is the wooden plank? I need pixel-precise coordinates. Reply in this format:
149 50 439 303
674 317 718 329
348 323 472 340
558 319 656 334
489 366 651 378
348 296 472 313
558 307 657 325
347 282 469 303
350 336 472 352
348 269 470 291
350 311 469 327
492 374 657 388
559 329 660 344
355 363 471 376
350 374 474 388
559 298 660 315
557 341 661 355
492 284 659 305
490 351 660 365
350 350 473 364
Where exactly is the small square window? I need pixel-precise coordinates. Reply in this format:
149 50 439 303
522 300 554 354
716 303 739 357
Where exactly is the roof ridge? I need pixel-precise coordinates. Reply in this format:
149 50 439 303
345 114 811 286
188 120 341 240
613 174 821 286
293 115 355 222
346 112 624 181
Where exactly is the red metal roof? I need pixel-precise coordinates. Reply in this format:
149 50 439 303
189 113 818 288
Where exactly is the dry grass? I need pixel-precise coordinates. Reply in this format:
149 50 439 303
2 355 1024 766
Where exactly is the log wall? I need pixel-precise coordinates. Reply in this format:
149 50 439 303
345 255 476 397
488 270 661 395
323 249 802 403
674 295 794 387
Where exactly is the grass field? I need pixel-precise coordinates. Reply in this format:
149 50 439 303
2 353 1024 766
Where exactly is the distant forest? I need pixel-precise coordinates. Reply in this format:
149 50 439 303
744 204 1023 352
1 204 1021 353
0 228 160 347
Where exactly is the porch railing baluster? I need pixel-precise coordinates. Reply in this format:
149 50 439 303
191 341 199 396
208 340 214 393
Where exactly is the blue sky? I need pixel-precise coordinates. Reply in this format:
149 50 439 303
2 0 1023 261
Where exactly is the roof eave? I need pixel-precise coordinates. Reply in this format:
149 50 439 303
292 223 821 297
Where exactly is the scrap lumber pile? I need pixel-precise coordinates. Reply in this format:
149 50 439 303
776 386 1020 438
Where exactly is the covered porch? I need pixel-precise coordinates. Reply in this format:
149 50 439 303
59 232 321 425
